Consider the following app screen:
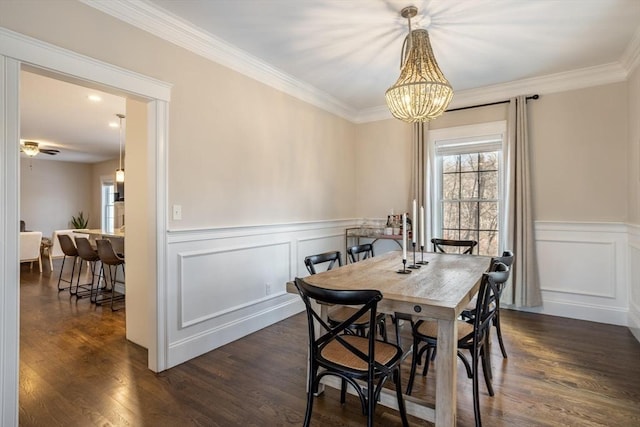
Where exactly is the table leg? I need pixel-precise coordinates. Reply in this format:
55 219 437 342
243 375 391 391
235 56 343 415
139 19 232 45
436 318 457 426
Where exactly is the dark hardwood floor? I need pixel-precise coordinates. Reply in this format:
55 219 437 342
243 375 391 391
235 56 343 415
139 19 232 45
19 262 640 426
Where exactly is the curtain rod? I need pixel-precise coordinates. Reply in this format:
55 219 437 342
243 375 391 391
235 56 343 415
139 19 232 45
446 94 539 113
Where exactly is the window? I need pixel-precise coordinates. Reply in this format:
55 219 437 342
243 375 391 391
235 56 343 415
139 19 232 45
101 177 115 231
428 122 506 256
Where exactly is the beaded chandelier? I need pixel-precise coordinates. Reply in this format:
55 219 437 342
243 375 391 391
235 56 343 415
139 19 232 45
385 6 453 123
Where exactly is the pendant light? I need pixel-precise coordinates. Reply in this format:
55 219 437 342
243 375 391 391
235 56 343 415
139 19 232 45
115 113 125 183
385 6 453 122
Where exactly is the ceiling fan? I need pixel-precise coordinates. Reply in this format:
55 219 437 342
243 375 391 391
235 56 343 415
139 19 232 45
20 141 60 157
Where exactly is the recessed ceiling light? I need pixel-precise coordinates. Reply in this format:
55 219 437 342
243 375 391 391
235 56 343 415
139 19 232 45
109 122 119 128
88 94 102 102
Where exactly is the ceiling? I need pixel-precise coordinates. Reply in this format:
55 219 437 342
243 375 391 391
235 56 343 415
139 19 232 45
21 0 640 162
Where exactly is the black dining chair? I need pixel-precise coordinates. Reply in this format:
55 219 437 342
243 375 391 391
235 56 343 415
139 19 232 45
462 250 515 359
406 262 510 427
294 277 409 427
347 243 374 263
431 238 478 254
305 251 387 341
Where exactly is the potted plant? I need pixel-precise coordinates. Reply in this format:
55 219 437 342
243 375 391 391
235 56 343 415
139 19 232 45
70 211 89 229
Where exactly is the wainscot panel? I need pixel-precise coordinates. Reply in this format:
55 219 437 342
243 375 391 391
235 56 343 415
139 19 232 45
165 219 357 368
523 221 629 326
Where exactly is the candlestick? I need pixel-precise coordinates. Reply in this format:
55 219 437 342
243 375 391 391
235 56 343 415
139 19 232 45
402 213 407 260
412 199 417 244
396 257 411 274
417 244 429 265
408 241 421 269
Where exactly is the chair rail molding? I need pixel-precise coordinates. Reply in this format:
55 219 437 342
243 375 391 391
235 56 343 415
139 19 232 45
522 221 630 327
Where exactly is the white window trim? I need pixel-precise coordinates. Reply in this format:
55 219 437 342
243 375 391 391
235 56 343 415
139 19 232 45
427 121 507 253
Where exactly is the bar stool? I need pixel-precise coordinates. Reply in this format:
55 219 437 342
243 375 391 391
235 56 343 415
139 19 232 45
96 239 125 311
74 237 101 299
56 234 79 292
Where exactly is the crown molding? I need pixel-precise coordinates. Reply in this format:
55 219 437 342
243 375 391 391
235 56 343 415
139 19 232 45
80 0 358 122
82 0 635 125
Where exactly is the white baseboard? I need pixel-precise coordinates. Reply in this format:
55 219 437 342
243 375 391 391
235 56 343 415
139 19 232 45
167 296 303 368
517 298 628 326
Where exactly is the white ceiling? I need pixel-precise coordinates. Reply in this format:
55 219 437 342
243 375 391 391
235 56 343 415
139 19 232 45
21 0 640 162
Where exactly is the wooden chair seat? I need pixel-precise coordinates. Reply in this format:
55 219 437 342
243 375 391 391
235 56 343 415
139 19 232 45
320 335 400 371
415 319 474 341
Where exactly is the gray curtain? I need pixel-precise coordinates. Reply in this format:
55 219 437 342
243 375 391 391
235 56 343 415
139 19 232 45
504 96 542 307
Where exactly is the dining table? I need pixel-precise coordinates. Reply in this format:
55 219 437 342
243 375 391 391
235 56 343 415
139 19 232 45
286 250 492 427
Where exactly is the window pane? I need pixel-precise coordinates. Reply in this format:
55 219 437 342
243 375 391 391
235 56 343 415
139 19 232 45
442 202 459 229
479 152 498 171
478 171 498 199
459 202 478 230
460 153 477 172
479 202 498 230
478 231 499 256
460 173 478 199
442 155 459 173
442 229 460 241
442 173 459 200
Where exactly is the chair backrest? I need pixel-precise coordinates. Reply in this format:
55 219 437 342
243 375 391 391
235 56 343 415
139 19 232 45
431 238 478 254
469 262 510 342
294 277 383 368
57 234 79 257
489 250 514 298
96 239 124 266
51 230 89 258
347 243 374 263
304 251 342 275
75 237 99 262
20 231 42 262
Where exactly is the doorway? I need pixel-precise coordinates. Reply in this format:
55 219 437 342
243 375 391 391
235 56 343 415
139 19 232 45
1 29 170 426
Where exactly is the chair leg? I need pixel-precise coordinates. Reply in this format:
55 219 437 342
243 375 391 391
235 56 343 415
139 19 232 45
378 317 388 342
303 366 316 427
480 344 494 397
366 372 375 427
472 346 482 427
406 336 424 395
340 378 347 404
394 369 410 427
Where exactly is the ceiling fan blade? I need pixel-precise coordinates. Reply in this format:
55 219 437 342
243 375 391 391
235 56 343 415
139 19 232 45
40 149 60 155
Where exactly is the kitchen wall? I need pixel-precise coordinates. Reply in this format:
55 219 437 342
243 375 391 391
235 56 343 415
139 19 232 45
20 157 92 237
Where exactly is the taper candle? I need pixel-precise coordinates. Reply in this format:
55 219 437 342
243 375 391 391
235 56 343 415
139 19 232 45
402 213 407 260
412 199 417 244
420 206 425 248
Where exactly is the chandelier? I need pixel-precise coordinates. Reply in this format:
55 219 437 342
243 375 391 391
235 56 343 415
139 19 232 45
385 6 453 123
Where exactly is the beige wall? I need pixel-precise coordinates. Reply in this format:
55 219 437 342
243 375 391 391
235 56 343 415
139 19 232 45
354 119 412 219
528 83 628 222
20 158 92 237
1 1 357 230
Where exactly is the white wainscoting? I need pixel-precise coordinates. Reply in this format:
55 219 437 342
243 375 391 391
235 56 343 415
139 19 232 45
165 219 355 368
526 221 629 326
628 224 640 341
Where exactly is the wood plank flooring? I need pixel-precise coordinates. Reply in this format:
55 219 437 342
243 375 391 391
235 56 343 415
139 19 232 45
19 262 640 426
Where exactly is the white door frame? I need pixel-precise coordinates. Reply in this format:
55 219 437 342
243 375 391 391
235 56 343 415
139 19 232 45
0 27 171 426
